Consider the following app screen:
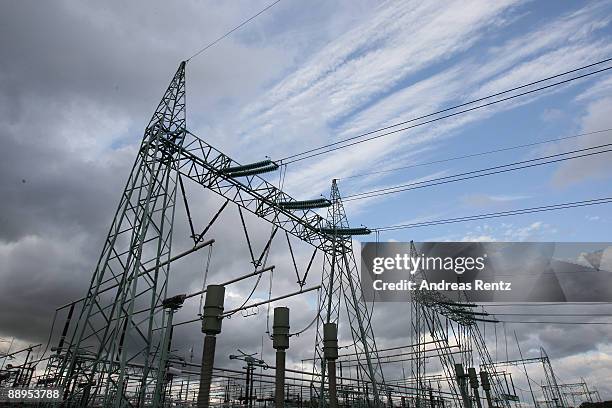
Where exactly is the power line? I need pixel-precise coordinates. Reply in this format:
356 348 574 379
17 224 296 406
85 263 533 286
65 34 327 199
187 0 281 61
496 321 612 325
374 196 612 231
492 313 612 317
345 143 612 200
340 128 612 180
280 58 612 164
481 302 612 307
344 142 612 201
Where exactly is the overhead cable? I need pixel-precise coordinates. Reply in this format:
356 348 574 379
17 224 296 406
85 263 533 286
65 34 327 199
340 128 612 180
375 197 612 231
345 142 612 201
187 0 281 61
280 58 612 163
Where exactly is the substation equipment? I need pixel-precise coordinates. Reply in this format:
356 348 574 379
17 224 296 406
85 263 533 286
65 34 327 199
0 62 599 408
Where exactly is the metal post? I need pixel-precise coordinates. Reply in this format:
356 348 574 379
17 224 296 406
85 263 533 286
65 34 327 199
197 285 225 408
186 347 194 404
249 364 255 408
324 323 339 408
328 361 338 408
479 372 493 408
245 367 251 406
468 368 482 408
152 294 185 408
428 387 435 408
273 307 290 408
153 310 174 407
454 364 472 408
16 347 32 387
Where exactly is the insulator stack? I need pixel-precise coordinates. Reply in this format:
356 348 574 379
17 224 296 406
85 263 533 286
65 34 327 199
221 159 279 177
278 198 331 210
318 226 372 236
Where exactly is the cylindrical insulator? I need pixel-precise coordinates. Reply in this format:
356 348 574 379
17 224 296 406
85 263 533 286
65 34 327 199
202 285 225 335
323 323 338 360
454 363 465 378
468 367 479 389
272 307 290 350
479 371 491 391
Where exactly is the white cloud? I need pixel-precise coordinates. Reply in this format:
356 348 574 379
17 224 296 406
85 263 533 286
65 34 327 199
216 0 612 209
437 221 558 242
552 97 612 186
461 193 530 208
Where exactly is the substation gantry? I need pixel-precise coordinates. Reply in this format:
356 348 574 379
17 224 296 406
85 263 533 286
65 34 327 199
32 61 388 407
5 62 591 408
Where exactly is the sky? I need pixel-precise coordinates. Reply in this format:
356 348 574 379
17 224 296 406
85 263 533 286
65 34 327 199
1 0 612 401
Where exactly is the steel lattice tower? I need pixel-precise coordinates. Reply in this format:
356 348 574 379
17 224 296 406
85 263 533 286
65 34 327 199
52 62 187 407
29 58 578 408
408 241 512 408
46 63 390 407
313 180 387 406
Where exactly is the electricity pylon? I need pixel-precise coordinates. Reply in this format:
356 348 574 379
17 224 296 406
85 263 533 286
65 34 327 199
314 180 387 406
408 241 512 408
47 62 387 407
52 62 187 406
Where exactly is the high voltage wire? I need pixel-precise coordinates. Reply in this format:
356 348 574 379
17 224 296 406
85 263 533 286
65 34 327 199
187 0 281 61
344 141 612 201
482 302 612 306
279 58 612 164
491 313 612 317
340 128 612 180
374 196 612 231
495 321 612 325
285 63 612 163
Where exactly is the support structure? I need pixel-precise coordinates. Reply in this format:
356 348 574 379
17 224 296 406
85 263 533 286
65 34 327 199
42 61 383 406
479 371 493 408
51 61 188 407
197 285 225 408
314 180 387 407
323 323 339 408
272 307 290 408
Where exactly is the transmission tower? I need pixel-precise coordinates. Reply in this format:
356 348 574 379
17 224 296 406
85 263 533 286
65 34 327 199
36 59 552 408
42 62 390 407
49 62 188 406
408 242 512 408
313 180 387 406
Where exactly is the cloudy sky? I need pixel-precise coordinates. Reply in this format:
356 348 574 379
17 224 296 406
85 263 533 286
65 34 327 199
1 0 612 402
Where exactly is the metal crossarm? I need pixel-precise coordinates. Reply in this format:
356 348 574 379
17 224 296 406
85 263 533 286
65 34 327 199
169 131 334 250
